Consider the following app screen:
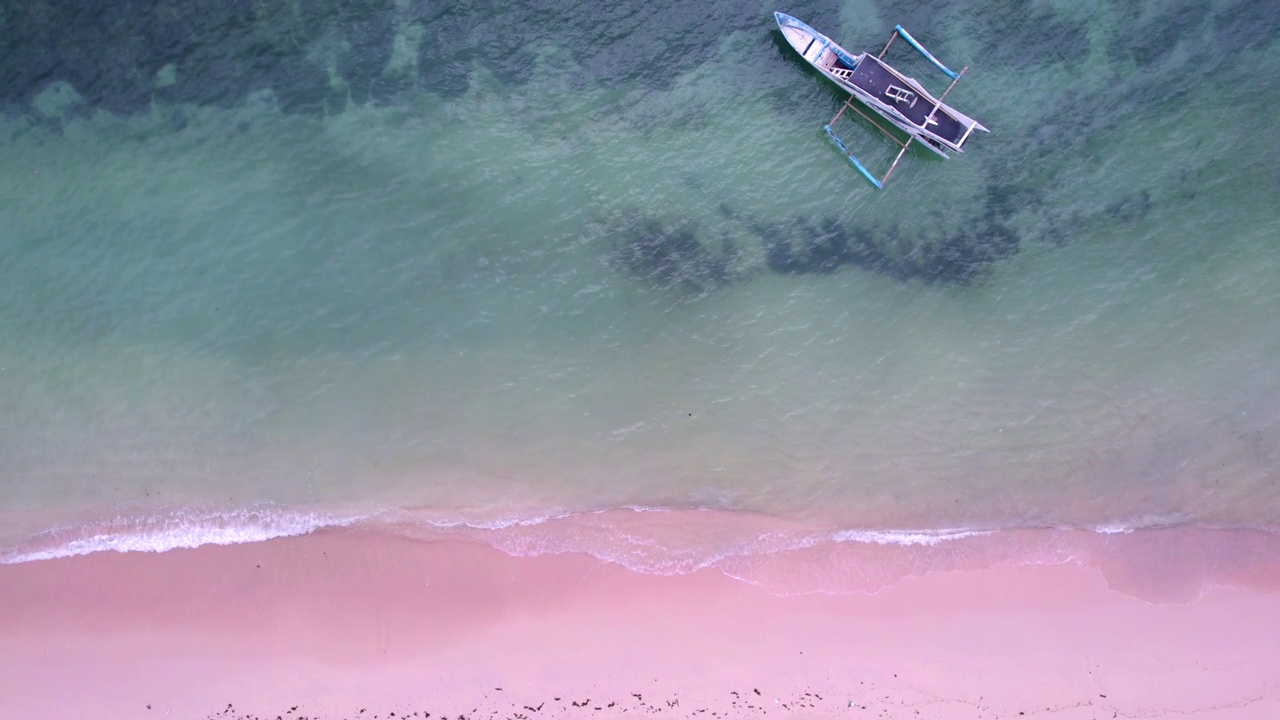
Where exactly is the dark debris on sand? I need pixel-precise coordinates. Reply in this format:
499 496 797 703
197 676 1133 720
196 686 841 720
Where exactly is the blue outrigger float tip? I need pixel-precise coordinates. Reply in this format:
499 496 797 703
823 124 883 189
774 12 989 189
891 25 959 80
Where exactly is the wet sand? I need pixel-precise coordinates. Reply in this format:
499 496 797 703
2 527 1278 719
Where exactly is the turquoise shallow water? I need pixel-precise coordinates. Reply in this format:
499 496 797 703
1 0 1279 561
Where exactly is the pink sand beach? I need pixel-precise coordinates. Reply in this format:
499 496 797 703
3 525 1278 720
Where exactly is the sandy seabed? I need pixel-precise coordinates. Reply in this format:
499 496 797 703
2 526 1278 720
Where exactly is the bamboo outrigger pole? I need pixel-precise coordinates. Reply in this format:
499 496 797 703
829 98 908 147
884 66 966 185
922 66 968 127
826 95 912 188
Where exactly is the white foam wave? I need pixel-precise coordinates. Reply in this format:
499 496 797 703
6 502 1204 570
1092 524 1135 535
418 512 565 531
396 503 701 532
1089 513 1193 535
831 528 996 546
1 507 366 564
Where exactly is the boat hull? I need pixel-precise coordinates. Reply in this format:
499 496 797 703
774 12 985 156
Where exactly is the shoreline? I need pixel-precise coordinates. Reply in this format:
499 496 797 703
3 525 1279 719
7 506 1280 600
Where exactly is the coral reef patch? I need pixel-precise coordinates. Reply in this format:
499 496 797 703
599 201 1022 295
753 214 1019 286
602 213 739 296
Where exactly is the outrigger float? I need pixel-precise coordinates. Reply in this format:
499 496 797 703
775 12 988 189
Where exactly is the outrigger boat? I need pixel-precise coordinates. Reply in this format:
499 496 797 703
774 12 988 189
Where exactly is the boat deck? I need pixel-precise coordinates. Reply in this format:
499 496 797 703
845 56 963 144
